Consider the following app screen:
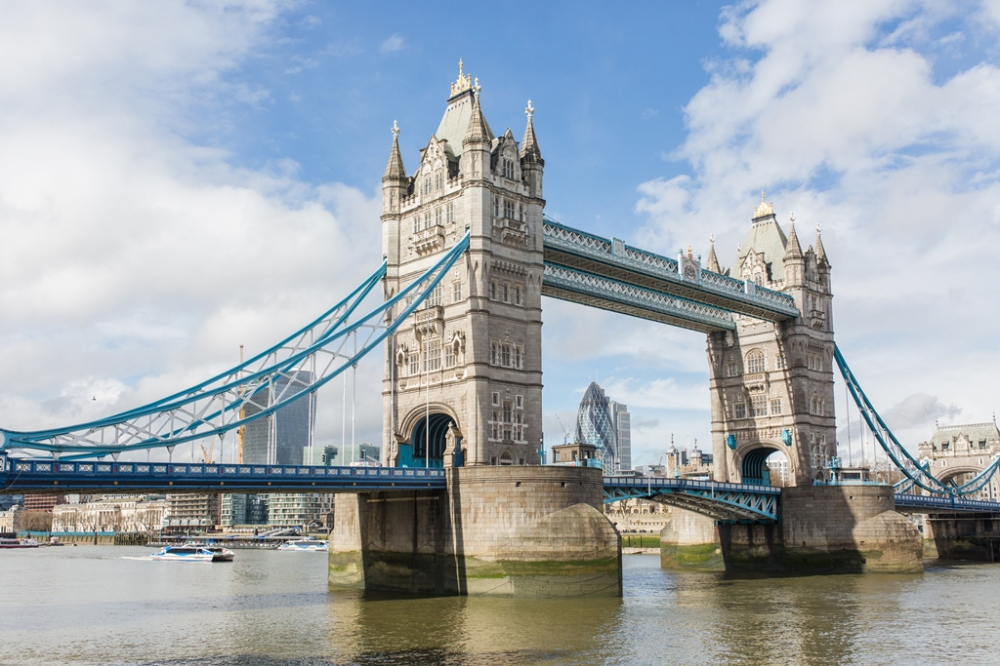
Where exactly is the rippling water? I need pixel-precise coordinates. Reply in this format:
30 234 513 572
1 546 997 666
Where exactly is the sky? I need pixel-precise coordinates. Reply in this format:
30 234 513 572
1 0 999 468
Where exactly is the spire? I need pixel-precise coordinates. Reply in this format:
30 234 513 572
815 222 829 266
783 216 803 261
706 233 721 273
382 120 406 182
520 99 543 164
463 86 490 147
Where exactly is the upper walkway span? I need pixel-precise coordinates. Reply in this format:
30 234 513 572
542 218 800 333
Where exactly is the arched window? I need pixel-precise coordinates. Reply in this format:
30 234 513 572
746 349 766 374
499 451 514 465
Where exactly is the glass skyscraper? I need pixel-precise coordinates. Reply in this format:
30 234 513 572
610 401 631 472
574 382 617 471
242 370 316 465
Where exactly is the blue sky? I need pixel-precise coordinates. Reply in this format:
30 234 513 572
2 1 1000 467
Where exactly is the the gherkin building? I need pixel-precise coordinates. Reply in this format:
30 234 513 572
574 381 616 471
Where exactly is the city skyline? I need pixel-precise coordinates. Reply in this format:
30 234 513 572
1 2 999 467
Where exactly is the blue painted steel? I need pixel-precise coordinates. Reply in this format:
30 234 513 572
602 476 781 522
0 233 471 460
894 493 1000 514
0 455 446 493
834 345 1000 497
542 217 799 320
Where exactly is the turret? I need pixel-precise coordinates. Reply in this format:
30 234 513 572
520 100 544 199
782 219 805 288
462 80 492 183
381 120 407 216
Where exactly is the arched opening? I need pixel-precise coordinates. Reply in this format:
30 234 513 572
940 467 989 499
741 447 790 487
498 451 514 466
399 413 455 469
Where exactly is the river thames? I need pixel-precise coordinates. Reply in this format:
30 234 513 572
1 546 997 666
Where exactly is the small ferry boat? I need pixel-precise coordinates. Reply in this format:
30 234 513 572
277 538 329 552
0 537 39 549
150 544 234 562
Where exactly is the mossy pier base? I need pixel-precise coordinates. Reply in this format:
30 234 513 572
660 485 923 575
329 466 622 597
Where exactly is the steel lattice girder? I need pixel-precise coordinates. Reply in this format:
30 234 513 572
603 478 780 522
542 218 799 321
542 264 737 333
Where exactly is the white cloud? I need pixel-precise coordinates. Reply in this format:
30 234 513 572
379 33 405 54
635 0 1000 452
0 2 382 455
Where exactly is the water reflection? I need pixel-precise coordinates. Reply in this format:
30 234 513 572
2 548 1000 666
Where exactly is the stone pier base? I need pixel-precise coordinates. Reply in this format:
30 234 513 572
923 515 1000 562
329 466 621 597
660 485 923 574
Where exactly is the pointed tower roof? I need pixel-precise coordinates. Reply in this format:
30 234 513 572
815 223 830 267
463 85 492 148
520 99 543 165
706 234 721 273
738 191 789 281
435 61 493 157
382 120 406 182
783 219 803 261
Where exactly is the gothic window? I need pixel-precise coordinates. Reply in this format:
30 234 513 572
446 203 454 224
490 341 498 365
727 358 739 377
408 353 420 375
503 199 515 219
502 158 515 180
771 398 782 415
492 391 501 407
424 339 441 372
750 395 767 417
515 395 523 409
513 412 524 441
490 412 499 440
776 354 786 369
514 345 522 369
424 212 431 229
444 342 456 368
452 281 462 303
493 196 499 217
412 218 418 234
518 203 524 221
746 349 766 374
735 402 747 419
427 285 442 307
499 451 514 465
435 208 442 226
435 170 443 190
502 283 509 303
514 286 521 305
500 343 511 367
423 177 431 195
490 280 497 300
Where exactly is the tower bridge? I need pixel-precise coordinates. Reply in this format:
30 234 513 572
3 63 1000 592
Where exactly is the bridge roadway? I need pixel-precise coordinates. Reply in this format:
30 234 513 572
3 458 999 522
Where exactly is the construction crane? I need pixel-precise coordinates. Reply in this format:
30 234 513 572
200 442 214 464
556 416 571 445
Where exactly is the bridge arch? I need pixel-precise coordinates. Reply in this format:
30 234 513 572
938 466 984 485
398 405 460 469
737 443 788 486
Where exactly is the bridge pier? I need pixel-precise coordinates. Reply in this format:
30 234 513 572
329 466 622 597
922 514 1000 562
660 486 923 574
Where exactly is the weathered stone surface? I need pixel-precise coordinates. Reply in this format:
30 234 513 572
329 466 622 597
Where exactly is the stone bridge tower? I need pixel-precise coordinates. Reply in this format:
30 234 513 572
380 63 545 467
707 196 836 486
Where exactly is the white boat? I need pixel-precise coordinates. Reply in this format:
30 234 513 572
0 537 39 549
277 538 329 552
150 544 234 562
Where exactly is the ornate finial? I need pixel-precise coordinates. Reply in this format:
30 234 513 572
816 222 822 236
473 77 480 94
526 99 535 120
686 244 693 257
450 59 473 96
753 191 774 219
761 190 765 203
789 212 796 224
709 233 715 245
391 120 399 138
